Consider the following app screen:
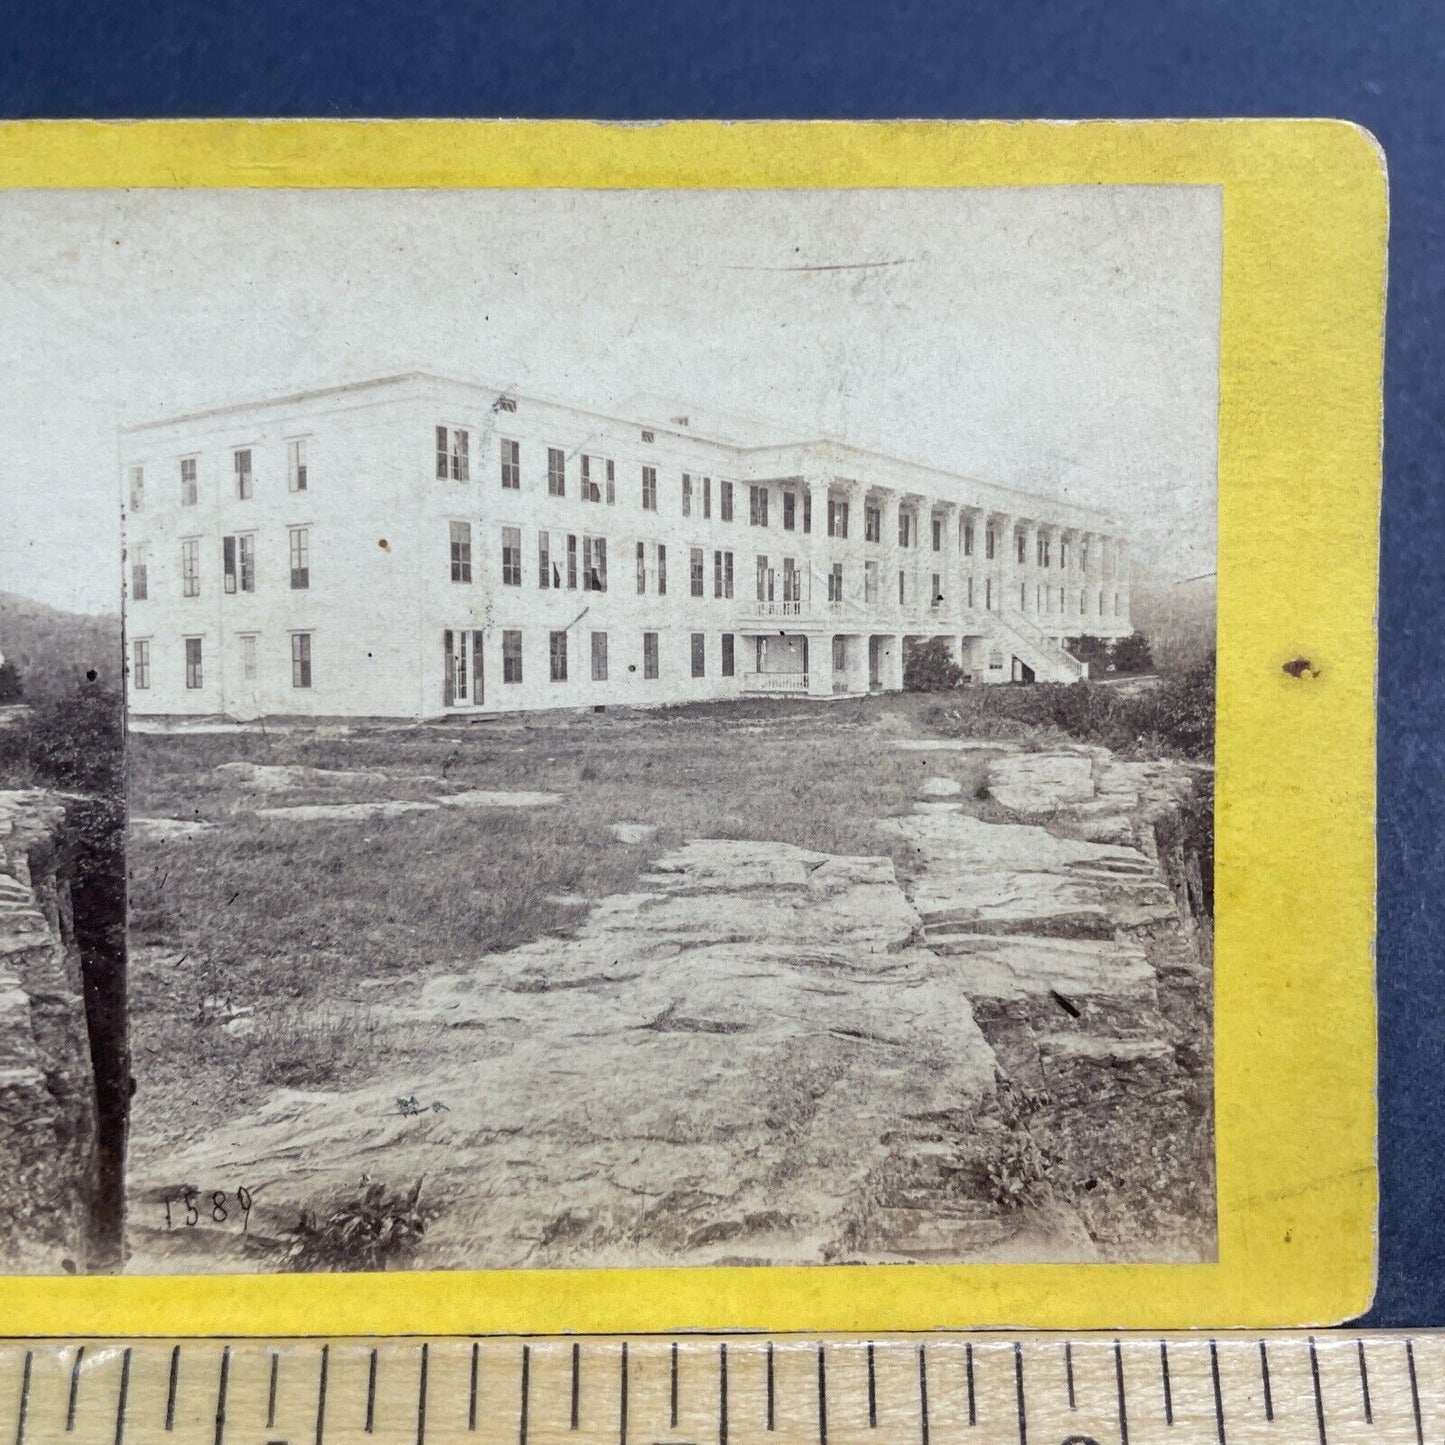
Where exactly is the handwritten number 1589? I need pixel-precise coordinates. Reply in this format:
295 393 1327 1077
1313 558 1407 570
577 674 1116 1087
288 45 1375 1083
163 1187 253 1232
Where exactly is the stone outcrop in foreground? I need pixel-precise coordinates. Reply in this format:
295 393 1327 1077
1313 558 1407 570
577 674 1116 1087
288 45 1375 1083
128 741 1212 1272
0 790 104 1270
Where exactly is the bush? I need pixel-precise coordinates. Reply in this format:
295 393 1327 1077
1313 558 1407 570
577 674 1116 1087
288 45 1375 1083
0 660 22 703
281 1178 428 1272
929 654 1214 760
1111 631 1156 675
903 637 964 692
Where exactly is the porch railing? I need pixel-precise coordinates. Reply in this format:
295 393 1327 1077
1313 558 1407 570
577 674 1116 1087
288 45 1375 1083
741 671 810 695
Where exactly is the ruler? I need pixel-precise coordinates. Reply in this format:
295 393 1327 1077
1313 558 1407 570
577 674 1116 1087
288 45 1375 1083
0 1333 1436 1445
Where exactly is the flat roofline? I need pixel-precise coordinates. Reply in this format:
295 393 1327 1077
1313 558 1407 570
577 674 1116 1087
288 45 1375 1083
121 369 1125 531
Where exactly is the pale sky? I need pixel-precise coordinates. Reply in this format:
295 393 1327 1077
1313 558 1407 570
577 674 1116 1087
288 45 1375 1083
0 186 1219 615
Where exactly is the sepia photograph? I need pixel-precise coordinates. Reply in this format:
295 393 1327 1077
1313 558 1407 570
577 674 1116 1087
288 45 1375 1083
0 184 1218 1274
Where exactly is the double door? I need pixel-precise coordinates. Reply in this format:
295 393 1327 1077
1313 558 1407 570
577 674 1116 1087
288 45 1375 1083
444 628 485 707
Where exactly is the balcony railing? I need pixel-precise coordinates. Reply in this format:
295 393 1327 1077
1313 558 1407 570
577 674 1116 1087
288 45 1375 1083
742 671 810 695
749 598 805 618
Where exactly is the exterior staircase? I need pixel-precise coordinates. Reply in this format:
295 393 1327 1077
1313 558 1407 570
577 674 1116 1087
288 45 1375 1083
989 610 1090 683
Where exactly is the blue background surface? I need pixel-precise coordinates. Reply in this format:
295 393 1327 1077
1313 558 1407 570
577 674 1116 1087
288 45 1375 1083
2 0 1439 1324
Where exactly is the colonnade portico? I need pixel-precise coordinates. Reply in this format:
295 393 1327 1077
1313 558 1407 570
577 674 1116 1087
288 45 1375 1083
733 451 1131 694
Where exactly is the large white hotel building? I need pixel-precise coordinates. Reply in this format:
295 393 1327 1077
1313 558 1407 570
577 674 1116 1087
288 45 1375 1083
121 373 1133 718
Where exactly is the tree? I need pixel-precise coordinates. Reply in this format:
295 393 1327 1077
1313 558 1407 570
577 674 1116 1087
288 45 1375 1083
1110 631 1156 675
0 659 22 703
904 637 964 692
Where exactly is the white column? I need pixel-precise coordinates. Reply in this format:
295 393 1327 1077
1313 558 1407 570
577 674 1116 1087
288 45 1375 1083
879 491 901 620
805 474 830 612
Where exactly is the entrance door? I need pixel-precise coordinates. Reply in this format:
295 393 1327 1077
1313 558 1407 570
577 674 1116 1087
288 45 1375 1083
869 636 882 689
444 629 484 706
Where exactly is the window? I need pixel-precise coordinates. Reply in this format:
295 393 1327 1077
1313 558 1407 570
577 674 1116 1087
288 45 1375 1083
502 526 522 586
899 569 907 606
643 631 659 680
987 579 994 611
582 535 607 591
931 572 942 605
131 544 149 601
500 438 520 489
783 491 796 531
184 636 203 689
1036 534 1047 566
682 473 693 517
567 534 578 589
828 498 849 539
865 505 881 543
864 559 879 604
656 543 667 595
986 527 996 561
702 477 711 520
641 428 655 444
131 639 150 690
932 517 942 552
967 577 975 609
539 531 552 588
828 563 844 602
749 485 769 527
502 630 523 684
291 632 312 688
223 537 236 594
691 633 705 679
436 426 470 481
636 540 646 594
713 549 734 599
641 465 657 511
239 634 257 681
128 466 144 512
547 446 566 498
238 534 256 593
496 395 517 413
289 527 310 589
690 546 705 598
832 636 846 672
549 630 568 682
450 522 472 583
989 650 1005 671
180 457 197 506
721 633 735 677
181 539 200 597
720 480 734 522
802 489 812 534
1017 530 1027 565
898 512 912 548
288 439 308 492
1060 538 1070 570
1080 540 1090 572
964 521 974 557
234 448 253 499
591 631 609 681
1114 590 1122 617
580 455 616 504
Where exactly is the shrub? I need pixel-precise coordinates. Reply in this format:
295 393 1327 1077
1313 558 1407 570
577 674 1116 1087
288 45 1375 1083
903 637 964 692
0 660 22 703
280 1177 428 1272
1111 631 1156 675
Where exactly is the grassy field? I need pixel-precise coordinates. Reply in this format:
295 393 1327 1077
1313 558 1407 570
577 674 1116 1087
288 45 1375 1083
126 695 1007 1148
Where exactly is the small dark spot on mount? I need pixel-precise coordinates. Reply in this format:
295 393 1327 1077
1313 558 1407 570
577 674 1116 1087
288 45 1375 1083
85 669 97 682
1282 657 1321 679
61 1257 77 1274
378 538 390 551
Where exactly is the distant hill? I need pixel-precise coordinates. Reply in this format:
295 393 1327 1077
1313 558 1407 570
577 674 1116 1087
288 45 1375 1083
1130 573 1217 673
0 592 122 699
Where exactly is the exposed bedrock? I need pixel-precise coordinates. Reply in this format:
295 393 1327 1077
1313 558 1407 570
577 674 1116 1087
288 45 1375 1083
0 789 117 1271
126 742 1213 1271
